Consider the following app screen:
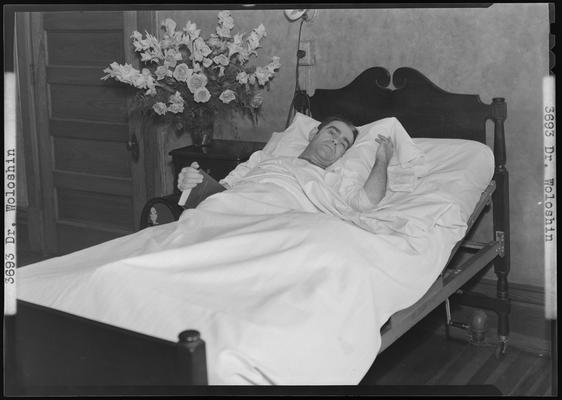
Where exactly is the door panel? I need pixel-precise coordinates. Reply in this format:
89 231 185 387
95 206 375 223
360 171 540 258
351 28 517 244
53 137 131 177
50 119 129 143
30 11 146 255
47 66 115 85
47 32 124 66
49 84 129 122
57 189 135 230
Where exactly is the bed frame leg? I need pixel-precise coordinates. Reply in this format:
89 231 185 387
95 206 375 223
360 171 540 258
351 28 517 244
492 158 511 357
176 330 208 385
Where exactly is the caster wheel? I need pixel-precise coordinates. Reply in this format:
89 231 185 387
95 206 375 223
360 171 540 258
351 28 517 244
470 309 488 344
495 340 508 359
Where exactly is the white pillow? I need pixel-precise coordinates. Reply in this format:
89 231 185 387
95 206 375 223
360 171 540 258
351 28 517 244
262 113 317 156
262 114 495 230
412 138 495 220
263 113 422 185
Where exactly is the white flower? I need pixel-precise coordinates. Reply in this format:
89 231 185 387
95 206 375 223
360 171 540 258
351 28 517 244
172 63 192 82
248 73 256 85
264 57 281 76
153 102 167 115
140 52 154 62
219 89 236 104
270 56 281 69
160 38 173 50
102 62 141 86
218 10 234 29
162 18 177 36
183 20 200 40
236 71 249 84
169 91 184 104
233 32 243 46
216 26 231 39
168 102 184 113
192 37 212 62
213 54 229 67
224 32 241 57
187 72 208 94
254 66 271 86
202 58 213 68
143 33 162 58
163 49 182 68
247 32 260 51
133 41 146 52
131 31 143 41
133 69 152 88
207 34 222 48
179 32 192 48
255 24 266 38
193 87 211 103
218 66 225 77
193 62 202 73
155 65 170 80
237 47 250 63
131 32 152 52
228 43 242 58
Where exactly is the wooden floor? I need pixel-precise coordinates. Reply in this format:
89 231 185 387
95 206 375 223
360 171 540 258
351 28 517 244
360 304 555 396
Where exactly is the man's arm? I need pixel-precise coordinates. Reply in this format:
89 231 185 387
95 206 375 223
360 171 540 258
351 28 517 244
363 135 394 206
219 150 264 188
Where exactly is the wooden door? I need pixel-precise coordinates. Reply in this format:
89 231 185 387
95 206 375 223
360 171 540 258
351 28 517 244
29 11 147 255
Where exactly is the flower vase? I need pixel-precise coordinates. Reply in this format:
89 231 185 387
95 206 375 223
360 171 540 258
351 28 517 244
190 122 214 147
189 109 215 147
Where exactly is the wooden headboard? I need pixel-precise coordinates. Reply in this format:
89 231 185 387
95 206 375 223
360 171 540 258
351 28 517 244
300 67 507 169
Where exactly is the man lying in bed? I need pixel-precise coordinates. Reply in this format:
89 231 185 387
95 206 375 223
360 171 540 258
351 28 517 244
179 116 394 214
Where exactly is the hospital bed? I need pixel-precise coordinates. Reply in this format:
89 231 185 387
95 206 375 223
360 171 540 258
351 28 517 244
5 66 510 394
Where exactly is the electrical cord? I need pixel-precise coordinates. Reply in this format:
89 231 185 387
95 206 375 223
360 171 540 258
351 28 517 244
285 18 308 128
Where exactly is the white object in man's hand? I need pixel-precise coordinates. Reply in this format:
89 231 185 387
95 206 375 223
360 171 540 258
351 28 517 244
178 162 202 206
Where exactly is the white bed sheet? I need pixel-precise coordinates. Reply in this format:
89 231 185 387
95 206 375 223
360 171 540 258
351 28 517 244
17 138 494 385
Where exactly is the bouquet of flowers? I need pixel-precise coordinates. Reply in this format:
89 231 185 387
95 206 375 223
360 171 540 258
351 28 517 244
102 10 281 144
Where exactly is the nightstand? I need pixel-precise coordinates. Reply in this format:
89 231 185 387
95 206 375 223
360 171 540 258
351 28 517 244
139 139 264 230
169 139 265 193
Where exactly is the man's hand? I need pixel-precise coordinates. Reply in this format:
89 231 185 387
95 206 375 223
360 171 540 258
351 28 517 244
361 135 394 207
177 162 203 191
375 135 394 165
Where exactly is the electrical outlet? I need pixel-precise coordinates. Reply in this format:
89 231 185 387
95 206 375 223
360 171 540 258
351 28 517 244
299 40 315 66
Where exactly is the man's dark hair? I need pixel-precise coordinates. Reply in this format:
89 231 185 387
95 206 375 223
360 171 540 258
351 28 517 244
317 115 359 143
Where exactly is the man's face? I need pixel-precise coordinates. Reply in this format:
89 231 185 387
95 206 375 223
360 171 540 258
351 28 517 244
306 120 355 168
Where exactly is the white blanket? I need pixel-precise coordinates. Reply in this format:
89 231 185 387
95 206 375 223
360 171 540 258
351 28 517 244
17 141 492 385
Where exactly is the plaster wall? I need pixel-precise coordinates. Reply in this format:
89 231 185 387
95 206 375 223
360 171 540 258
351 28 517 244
156 4 550 288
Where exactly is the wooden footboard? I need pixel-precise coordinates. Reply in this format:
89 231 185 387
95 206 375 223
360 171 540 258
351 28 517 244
4 300 207 395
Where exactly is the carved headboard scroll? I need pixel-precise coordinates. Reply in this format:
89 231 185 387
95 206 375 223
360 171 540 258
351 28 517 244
305 67 507 168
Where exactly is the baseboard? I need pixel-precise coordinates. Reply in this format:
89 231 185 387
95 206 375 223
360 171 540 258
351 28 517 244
470 278 545 306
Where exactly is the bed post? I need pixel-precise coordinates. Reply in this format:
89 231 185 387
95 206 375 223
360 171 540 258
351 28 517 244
491 97 511 355
176 330 208 385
